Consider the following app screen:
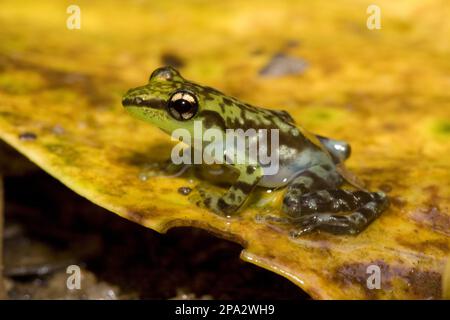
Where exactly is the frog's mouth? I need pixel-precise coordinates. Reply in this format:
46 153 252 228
124 104 162 118
122 100 168 128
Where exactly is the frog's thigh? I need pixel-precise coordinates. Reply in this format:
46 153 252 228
290 191 389 236
196 164 262 217
283 164 342 216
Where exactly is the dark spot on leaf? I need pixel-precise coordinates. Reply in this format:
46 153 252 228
410 207 450 236
390 196 406 208
433 120 450 136
44 143 80 166
19 132 37 141
333 260 442 299
250 48 264 56
161 53 185 69
125 210 144 225
396 237 449 254
259 53 308 77
332 261 384 299
409 186 450 235
382 123 400 132
0 54 113 106
378 183 392 193
423 185 443 207
405 269 442 299
284 39 300 48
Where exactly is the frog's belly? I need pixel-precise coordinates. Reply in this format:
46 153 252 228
258 148 333 188
259 165 301 188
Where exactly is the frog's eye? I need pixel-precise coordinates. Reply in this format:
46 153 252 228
167 90 198 121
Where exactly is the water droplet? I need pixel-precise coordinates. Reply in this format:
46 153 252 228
177 186 192 195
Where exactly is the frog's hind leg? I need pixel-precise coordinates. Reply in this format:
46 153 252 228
289 190 389 236
317 135 351 163
280 164 389 236
282 164 343 216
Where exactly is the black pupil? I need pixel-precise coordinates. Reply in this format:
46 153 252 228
172 99 192 114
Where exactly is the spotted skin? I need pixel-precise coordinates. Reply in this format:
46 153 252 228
122 66 389 235
288 191 389 236
197 164 263 216
281 165 389 236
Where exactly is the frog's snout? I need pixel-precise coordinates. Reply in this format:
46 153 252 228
122 92 167 110
122 95 144 107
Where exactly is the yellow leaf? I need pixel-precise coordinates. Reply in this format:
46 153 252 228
0 0 449 299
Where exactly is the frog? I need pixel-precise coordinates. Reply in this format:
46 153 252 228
122 66 389 236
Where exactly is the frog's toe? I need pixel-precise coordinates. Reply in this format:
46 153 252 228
282 193 303 216
288 213 356 237
289 220 317 238
263 214 291 224
163 162 191 177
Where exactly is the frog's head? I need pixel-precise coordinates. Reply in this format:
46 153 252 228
122 66 225 137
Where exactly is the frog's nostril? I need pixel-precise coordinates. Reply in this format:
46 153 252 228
122 96 143 107
135 97 143 105
122 97 133 107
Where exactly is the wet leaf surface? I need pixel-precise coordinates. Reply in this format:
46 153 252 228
0 0 449 299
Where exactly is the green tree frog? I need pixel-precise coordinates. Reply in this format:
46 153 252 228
122 67 389 236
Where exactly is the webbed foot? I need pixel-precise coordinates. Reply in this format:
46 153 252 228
286 191 389 236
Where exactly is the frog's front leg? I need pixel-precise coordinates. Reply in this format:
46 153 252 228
194 164 262 217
